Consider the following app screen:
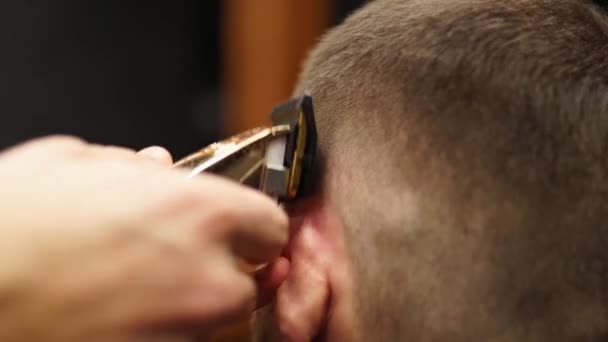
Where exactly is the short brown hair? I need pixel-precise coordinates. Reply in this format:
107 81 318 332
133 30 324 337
295 0 608 340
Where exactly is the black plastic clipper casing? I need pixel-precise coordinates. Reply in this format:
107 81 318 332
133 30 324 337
270 95 317 198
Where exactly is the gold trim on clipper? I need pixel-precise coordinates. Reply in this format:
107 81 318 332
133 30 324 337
173 95 317 202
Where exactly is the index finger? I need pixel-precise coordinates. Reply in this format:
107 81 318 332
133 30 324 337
190 174 289 264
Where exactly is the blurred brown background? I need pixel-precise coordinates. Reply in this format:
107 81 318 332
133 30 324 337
0 0 365 341
0 0 365 157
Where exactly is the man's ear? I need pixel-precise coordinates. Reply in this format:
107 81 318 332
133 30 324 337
273 195 353 341
275 215 330 341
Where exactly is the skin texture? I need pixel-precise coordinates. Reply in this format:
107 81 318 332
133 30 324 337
0 136 289 341
253 195 356 342
254 0 608 341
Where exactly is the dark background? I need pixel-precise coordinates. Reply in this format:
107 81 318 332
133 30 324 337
0 1 364 158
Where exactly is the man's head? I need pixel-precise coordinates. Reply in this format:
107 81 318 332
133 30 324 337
255 0 608 340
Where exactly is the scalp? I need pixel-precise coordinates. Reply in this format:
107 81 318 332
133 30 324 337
294 0 608 340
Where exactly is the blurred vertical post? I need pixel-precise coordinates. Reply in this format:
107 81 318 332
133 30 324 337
223 0 331 134
215 2 331 341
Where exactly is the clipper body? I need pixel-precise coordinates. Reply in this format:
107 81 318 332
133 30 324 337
174 96 317 202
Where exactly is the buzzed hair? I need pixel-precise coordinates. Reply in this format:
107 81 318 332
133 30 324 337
295 0 608 340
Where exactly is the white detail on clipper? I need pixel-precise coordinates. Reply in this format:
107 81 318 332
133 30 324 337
266 136 288 171
263 136 289 198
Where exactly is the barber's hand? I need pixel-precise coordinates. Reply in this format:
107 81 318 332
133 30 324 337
0 136 288 341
